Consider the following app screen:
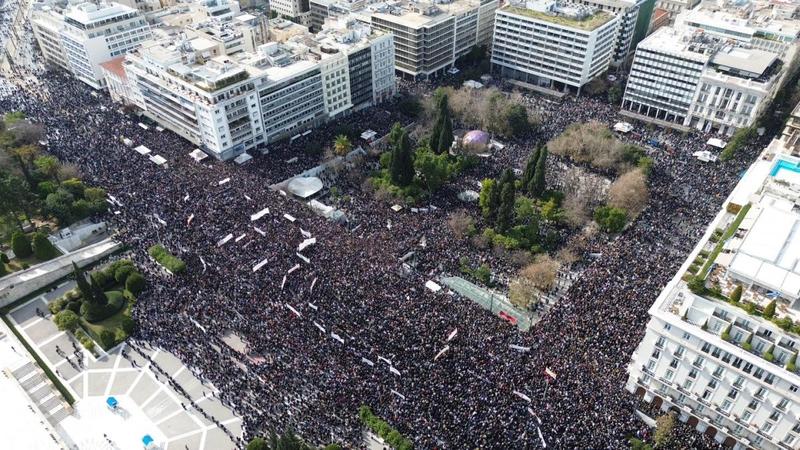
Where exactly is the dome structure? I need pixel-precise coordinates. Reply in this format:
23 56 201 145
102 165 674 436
463 130 490 146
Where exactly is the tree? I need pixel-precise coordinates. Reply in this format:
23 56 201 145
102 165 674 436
509 277 539 309
721 323 731 341
764 300 776 319
505 104 529 137
60 178 85 198
521 148 540 194
787 352 797 372
333 135 352 156
73 262 91 301
530 147 547 197
495 180 515 233
729 285 742 304
7 144 38 189
126 272 146 296
479 178 498 222
53 310 80 332
44 189 75 225
0 172 36 229
436 106 454 154
608 85 622 104
540 198 562 223
34 155 61 182
414 147 450 193
653 413 676 448
246 437 268 450
447 210 475 239
389 130 414 187
594 206 628 233
608 169 649 216
32 232 57 260
764 344 775 362
88 276 108 306
11 231 32 258
520 255 559 291
387 122 404 149
98 329 116 349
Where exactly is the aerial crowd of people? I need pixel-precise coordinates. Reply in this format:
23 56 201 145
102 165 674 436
0 51 769 449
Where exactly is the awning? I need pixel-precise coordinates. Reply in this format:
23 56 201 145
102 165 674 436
360 130 377 140
189 149 208 162
142 435 154 447
134 145 151 155
149 155 167 166
707 138 727 148
287 177 323 199
613 122 634 133
106 396 118 408
234 153 252 165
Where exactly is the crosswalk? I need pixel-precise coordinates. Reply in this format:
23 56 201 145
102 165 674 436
11 362 72 426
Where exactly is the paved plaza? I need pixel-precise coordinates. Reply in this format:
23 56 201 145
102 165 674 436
4 281 242 450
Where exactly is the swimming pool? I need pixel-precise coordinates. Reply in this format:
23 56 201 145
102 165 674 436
770 158 800 178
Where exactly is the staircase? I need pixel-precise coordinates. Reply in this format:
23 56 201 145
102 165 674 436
11 362 72 425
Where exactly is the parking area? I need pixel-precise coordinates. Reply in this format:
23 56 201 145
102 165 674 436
6 282 242 450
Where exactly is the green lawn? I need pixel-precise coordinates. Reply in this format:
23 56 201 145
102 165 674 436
503 6 613 31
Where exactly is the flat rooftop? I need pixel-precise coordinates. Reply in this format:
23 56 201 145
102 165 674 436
501 4 614 31
710 47 777 76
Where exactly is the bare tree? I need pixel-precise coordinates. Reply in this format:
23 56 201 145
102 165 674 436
608 168 649 216
547 121 625 170
520 254 560 291
447 210 475 240
508 277 539 309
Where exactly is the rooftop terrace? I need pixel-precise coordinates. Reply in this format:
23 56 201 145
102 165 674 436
502 4 614 31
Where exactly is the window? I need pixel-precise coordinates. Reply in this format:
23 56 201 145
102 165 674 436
769 411 781 422
733 376 744 388
755 387 766 400
764 373 775 385
670 358 679 369
791 385 798 393
682 332 691 340
748 400 760 411
743 362 753 374
675 346 685 357
727 389 738 399
683 379 694 390
743 410 753 422
712 347 722 358
712 365 724 379
783 434 796 446
689 368 698 379
753 368 764 379
693 356 705 368
701 343 712 353
702 390 712 401
721 399 732 413
665 370 674 381
762 422 774 435
777 398 789 410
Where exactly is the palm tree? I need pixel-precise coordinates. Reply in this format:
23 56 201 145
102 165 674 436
333 134 352 156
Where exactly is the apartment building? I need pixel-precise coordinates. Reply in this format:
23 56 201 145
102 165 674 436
621 21 796 135
271 0 312 25
315 0 498 79
31 2 152 89
491 0 620 92
627 108 800 450
656 0 700 20
576 0 655 66
112 20 394 160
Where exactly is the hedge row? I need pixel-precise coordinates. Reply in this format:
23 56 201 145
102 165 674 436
148 245 186 274
359 406 413 450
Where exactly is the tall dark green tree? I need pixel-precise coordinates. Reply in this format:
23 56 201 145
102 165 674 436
89 276 108 306
387 122 403 148
73 262 92 300
530 147 548 198
479 178 499 222
436 106 454 154
496 178 516 233
390 130 414 186
521 148 540 193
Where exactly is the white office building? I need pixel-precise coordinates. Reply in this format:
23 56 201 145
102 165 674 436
627 109 800 450
31 2 152 89
621 23 795 135
491 0 620 92
328 0 498 79
112 20 394 160
271 0 312 26
576 0 656 67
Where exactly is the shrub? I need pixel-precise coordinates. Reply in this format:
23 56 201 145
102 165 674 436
81 291 125 323
743 302 757 315
114 328 128 344
125 272 145 296
114 265 135 283
91 270 113 289
721 324 731 342
0 253 9 263
729 285 742 304
687 276 706 295
741 334 753 352
358 406 413 450
53 310 80 332
98 329 116 349
594 206 628 233
324 445 343 450
120 316 136 335
66 301 81 314
148 245 186 273
763 345 775 363
764 300 776 319
246 438 268 450
473 264 492 285
48 298 67 314
11 232 32 258
32 232 57 260
75 329 95 352
776 316 794 331
787 353 797 373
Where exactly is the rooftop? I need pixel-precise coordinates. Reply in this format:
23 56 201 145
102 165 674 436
99 56 127 80
501 0 615 31
356 0 491 29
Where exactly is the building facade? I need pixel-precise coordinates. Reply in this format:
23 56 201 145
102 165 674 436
31 2 152 89
621 9 798 135
491 0 619 92
112 21 394 160
627 113 800 449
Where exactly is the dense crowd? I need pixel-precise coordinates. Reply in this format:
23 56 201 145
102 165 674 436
0 60 769 450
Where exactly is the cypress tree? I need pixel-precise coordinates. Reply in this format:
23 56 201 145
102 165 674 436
390 130 414 187
437 107 453 154
531 147 548 198
72 262 91 301
522 148 540 194
89 276 108 306
496 180 516 233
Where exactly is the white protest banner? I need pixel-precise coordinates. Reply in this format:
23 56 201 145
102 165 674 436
183 194 190 202
391 390 406 400
252 258 269 272
314 322 326 333
361 357 374 367
545 367 557 380
300 228 311 238
447 328 458 341
513 391 532 403
377 356 392 366
254 227 266 236
296 253 310 264
235 233 246 242
280 275 287 290
216 233 233 247
389 366 401 376
509 344 531 352
199 256 207 274
244 194 251 201
298 238 316 252
433 346 450 361
527 408 542 425
187 214 194 226
250 208 269 221
285 303 301 318
310 277 317 293
308 302 318 310
331 333 344 344
288 264 300 274
218 177 230 186
283 213 296 222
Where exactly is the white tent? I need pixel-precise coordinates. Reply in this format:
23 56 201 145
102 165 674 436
149 154 167 166
234 153 253 165
360 129 377 141
189 149 208 162
707 138 727 148
287 177 323 199
463 80 484 89
122 138 133 147
138 123 149 130
134 145 152 155
613 122 634 133
692 150 718 162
